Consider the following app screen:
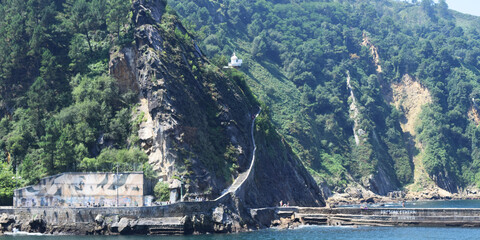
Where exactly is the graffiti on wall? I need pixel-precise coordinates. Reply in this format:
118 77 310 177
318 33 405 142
14 172 148 207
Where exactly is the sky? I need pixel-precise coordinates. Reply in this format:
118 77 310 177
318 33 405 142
444 0 480 16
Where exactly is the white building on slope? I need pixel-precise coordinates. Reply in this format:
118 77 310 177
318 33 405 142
225 52 242 68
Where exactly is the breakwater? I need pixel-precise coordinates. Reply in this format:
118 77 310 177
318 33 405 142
251 207 480 228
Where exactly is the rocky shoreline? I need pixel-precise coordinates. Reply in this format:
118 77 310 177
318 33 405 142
326 186 480 208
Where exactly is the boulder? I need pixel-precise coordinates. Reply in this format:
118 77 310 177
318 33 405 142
95 214 104 225
212 206 225 224
117 218 132 234
0 213 15 232
28 218 46 233
0 213 14 225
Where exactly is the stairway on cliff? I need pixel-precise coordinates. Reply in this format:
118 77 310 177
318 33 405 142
216 108 261 200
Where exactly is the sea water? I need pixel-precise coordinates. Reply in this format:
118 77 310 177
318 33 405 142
2 226 480 240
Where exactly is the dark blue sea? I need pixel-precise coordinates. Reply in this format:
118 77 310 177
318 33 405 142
2 226 480 240
3 200 480 240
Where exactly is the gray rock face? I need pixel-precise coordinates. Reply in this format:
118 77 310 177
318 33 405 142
109 47 138 93
243 135 325 207
123 0 255 198
432 171 458 193
366 166 400 196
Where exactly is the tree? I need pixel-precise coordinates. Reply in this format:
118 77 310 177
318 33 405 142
421 0 435 19
62 0 93 53
38 120 58 175
0 162 15 205
20 149 47 185
61 0 107 54
54 125 76 172
107 0 130 39
437 0 450 18
154 182 170 201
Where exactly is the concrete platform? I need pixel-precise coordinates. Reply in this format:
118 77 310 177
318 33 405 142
251 207 480 228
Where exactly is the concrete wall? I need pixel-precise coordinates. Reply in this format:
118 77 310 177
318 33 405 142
14 172 147 208
10 200 221 225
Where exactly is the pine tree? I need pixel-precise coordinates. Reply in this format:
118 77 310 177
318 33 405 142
107 0 131 39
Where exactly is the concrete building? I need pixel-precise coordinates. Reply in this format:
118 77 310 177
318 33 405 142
13 172 153 208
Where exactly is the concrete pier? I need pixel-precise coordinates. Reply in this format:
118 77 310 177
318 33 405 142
251 207 480 228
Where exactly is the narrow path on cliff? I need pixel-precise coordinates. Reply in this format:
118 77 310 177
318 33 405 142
215 107 261 201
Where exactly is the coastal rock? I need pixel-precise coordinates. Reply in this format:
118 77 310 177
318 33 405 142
212 206 225 224
95 214 104 225
27 218 46 233
0 214 14 225
191 214 214 233
365 167 400 196
116 218 132 234
122 0 256 197
387 191 405 199
0 214 15 232
345 187 363 199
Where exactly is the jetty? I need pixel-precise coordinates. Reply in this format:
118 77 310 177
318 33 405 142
251 207 480 228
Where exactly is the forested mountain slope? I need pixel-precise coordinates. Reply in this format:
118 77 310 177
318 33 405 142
0 0 323 207
169 0 480 195
0 0 140 205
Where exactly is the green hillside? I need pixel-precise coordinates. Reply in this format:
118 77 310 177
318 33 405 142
0 0 145 205
0 0 323 207
3 0 480 205
169 0 480 194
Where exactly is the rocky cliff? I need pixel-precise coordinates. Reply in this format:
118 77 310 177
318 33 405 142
110 0 323 207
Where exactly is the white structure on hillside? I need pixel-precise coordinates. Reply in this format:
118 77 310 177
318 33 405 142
225 52 242 68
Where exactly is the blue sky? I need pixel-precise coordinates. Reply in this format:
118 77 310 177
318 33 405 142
444 0 480 16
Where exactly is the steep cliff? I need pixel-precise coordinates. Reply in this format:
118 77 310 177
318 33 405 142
110 0 323 206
